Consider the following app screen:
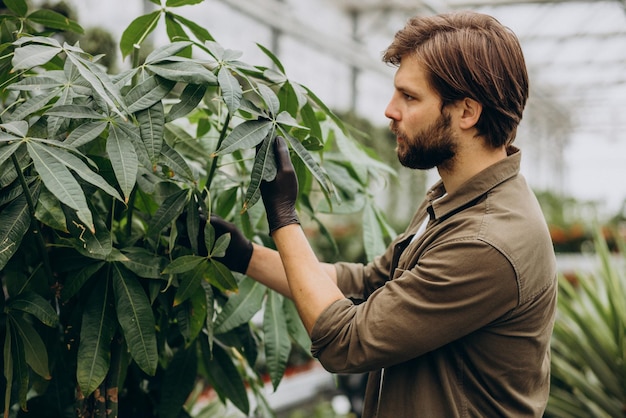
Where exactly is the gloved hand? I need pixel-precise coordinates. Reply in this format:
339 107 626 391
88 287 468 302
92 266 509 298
260 136 300 234
203 215 253 274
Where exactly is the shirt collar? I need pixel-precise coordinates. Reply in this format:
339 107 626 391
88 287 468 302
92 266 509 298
426 146 522 221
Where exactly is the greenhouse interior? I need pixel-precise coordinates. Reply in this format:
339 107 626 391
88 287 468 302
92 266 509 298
1 0 625 417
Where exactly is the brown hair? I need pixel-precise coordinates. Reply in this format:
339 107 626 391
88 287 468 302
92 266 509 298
383 11 529 147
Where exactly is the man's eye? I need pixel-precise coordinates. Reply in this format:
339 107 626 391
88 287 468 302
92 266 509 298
402 93 414 101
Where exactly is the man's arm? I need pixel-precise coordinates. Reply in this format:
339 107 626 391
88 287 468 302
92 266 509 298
268 225 343 333
258 136 346 334
245 242 339 308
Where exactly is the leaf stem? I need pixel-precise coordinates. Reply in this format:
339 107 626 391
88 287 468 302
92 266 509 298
106 331 123 418
11 154 54 285
125 188 137 238
206 112 231 190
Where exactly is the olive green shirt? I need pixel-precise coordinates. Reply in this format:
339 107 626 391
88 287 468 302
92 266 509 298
310 148 557 417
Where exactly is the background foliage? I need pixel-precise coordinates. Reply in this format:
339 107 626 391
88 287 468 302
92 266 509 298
546 229 626 417
0 0 394 417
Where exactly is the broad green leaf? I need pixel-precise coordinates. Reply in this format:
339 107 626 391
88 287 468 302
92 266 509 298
275 110 305 129
283 298 311 353
283 132 332 194
166 83 207 122
202 342 249 415
301 84 349 135
216 119 272 155
257 83 280 116
112 264 158 376
210 233 230 259
13 36 62 48
5 88 60 122
64 204 112 259
65 121 107 147
9 313 50 379
202 281 215 350
256 43 285 75
120 11 162 58
26 141 94 230
217 66 242 114
263 291 291 391
202 215 215 256
137 101 164 163
243 134 275 211
120 248 163 279
117 120 151 170
223 49 243 62
278 82 302 118
173 262 207 307
108 123 139 203
0 120 29 137
147 188 188 237
158 141 195 181
61 261 105 301
66 51 127 119
362 203 386 262
213 186 239 219
6 74 64 91
144 41 193 64
204 41 224 61
4 321 29 414
125 75 175 114
163 254 205 275
33 141 123 202
27 9 83 33
181 289 206 346
185 197 202 254
206 260 237 292
12 43 63 71
77 278 116 396
4 0 28 17
148 60 218 85
166 0 204 6
44 104 104 119
7 291 58 327
158 346 198 418
172 13 214 43
47 85 73 138
164 14 190 57
34 183 67 231
214 277 266 334
0 141 22 173
164 123 212 160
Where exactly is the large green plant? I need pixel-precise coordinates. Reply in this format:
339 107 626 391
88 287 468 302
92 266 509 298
546 229 626 417
0 1 394 417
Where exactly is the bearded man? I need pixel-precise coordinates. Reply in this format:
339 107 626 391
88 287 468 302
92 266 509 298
210 11 557 418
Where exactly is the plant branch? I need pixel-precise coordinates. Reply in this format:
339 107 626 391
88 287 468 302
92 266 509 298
106 331 122 418
206 112 231 190
125 188 137 239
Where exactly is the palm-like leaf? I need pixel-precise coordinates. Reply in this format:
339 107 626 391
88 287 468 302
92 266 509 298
546 231 626 417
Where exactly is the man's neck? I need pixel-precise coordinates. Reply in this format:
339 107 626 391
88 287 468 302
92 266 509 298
438 145 507 194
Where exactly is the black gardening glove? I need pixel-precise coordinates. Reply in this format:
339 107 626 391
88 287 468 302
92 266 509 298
260 136 300 234
202 215 253 274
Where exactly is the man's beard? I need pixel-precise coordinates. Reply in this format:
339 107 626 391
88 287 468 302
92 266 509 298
391 112 457 170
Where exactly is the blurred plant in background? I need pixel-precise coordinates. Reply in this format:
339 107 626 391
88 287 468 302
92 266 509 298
546 229 626 417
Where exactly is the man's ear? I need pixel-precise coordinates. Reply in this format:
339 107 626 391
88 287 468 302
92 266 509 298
458 98 482 130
